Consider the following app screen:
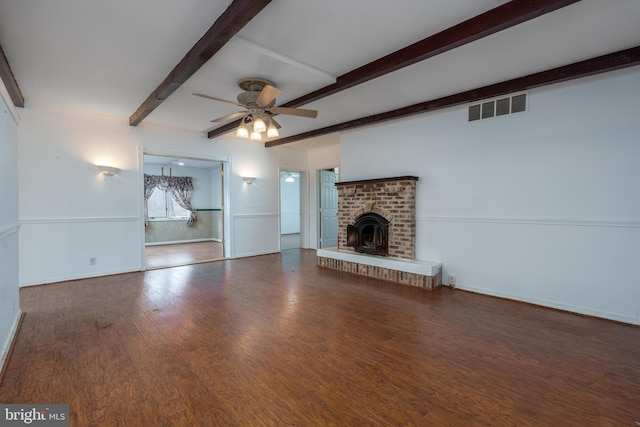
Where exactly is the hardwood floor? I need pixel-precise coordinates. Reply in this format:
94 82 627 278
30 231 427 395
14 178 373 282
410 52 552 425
145 241 224 269
2 249 639 426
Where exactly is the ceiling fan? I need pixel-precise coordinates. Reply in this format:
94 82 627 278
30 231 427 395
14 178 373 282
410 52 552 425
193 78 318 140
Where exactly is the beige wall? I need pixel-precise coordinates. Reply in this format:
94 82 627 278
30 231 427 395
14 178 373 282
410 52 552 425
145 210 221 244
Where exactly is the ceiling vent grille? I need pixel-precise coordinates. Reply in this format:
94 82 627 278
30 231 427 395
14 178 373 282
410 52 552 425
468 93 526 122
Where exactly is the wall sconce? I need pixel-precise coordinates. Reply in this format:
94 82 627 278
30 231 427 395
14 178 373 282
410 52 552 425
97 165 121 176
243 177 256 185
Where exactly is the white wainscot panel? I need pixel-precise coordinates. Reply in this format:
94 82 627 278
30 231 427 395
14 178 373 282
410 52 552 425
232 214 280 258
416 216 640 325
19 217 142 286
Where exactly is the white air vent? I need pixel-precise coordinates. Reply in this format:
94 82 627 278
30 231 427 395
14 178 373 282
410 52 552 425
468 93 527 122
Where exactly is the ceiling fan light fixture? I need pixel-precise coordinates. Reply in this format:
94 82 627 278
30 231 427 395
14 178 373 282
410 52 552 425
236 120 249 138
195 79 318 140
253 117 266 133
267 122 279 138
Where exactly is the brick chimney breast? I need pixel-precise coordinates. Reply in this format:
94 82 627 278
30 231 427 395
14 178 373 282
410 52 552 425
336 176 418 260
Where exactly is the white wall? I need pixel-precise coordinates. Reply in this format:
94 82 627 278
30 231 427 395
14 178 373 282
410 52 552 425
210 165 222 209
0 85 21 372
219 141 308 257
341 67 640 325
19 104 142 286
18 103 309 285
210 165 223 240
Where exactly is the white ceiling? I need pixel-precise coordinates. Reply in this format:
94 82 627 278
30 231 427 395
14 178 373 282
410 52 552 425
1 0 639 147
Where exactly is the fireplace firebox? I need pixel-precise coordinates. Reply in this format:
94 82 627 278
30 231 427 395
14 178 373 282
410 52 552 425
346 213 390 256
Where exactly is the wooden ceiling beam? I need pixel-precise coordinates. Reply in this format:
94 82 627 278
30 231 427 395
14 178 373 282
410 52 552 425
129 0 271 127
265 46 640 147
0 44 24 107
207 0 580 139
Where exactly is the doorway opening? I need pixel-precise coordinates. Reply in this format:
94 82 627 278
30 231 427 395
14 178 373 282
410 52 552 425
142 153 228 269
280 169 302 250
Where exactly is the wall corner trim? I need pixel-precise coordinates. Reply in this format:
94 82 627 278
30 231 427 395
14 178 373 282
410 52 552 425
0 311 24 385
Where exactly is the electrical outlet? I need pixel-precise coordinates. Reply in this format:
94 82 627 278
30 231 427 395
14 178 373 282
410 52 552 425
89 257 97 265
448 274 456 288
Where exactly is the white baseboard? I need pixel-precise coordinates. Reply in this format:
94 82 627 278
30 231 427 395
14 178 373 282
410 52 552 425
457 284 639 326
19 267 141 287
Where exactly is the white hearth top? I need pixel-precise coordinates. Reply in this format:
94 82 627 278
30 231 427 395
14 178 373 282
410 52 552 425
317 248 441 276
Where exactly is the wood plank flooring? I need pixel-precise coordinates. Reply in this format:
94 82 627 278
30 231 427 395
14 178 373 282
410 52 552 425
145 241 224 269
2 249 639 426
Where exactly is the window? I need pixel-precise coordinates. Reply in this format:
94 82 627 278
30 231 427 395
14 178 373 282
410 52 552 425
147 189 189 219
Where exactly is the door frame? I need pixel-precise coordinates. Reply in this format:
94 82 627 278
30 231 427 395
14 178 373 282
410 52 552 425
138 146 232 269
278 167 307 251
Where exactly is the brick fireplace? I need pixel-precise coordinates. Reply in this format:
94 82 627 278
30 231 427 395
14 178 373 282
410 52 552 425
318 176 441 290
337 176 418 259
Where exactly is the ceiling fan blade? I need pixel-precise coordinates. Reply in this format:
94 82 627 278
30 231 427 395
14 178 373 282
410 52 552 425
256 85 281 107
269 116 281 129
270 106 318 118
193 93 239 106
210 111 248 123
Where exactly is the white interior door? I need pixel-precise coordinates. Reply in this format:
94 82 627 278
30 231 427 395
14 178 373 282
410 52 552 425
319 170 338 248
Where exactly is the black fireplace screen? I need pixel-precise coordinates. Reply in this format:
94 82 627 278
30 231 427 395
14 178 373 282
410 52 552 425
346 213 390 256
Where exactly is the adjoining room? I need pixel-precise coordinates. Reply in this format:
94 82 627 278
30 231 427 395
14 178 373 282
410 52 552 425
143 154 226 269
